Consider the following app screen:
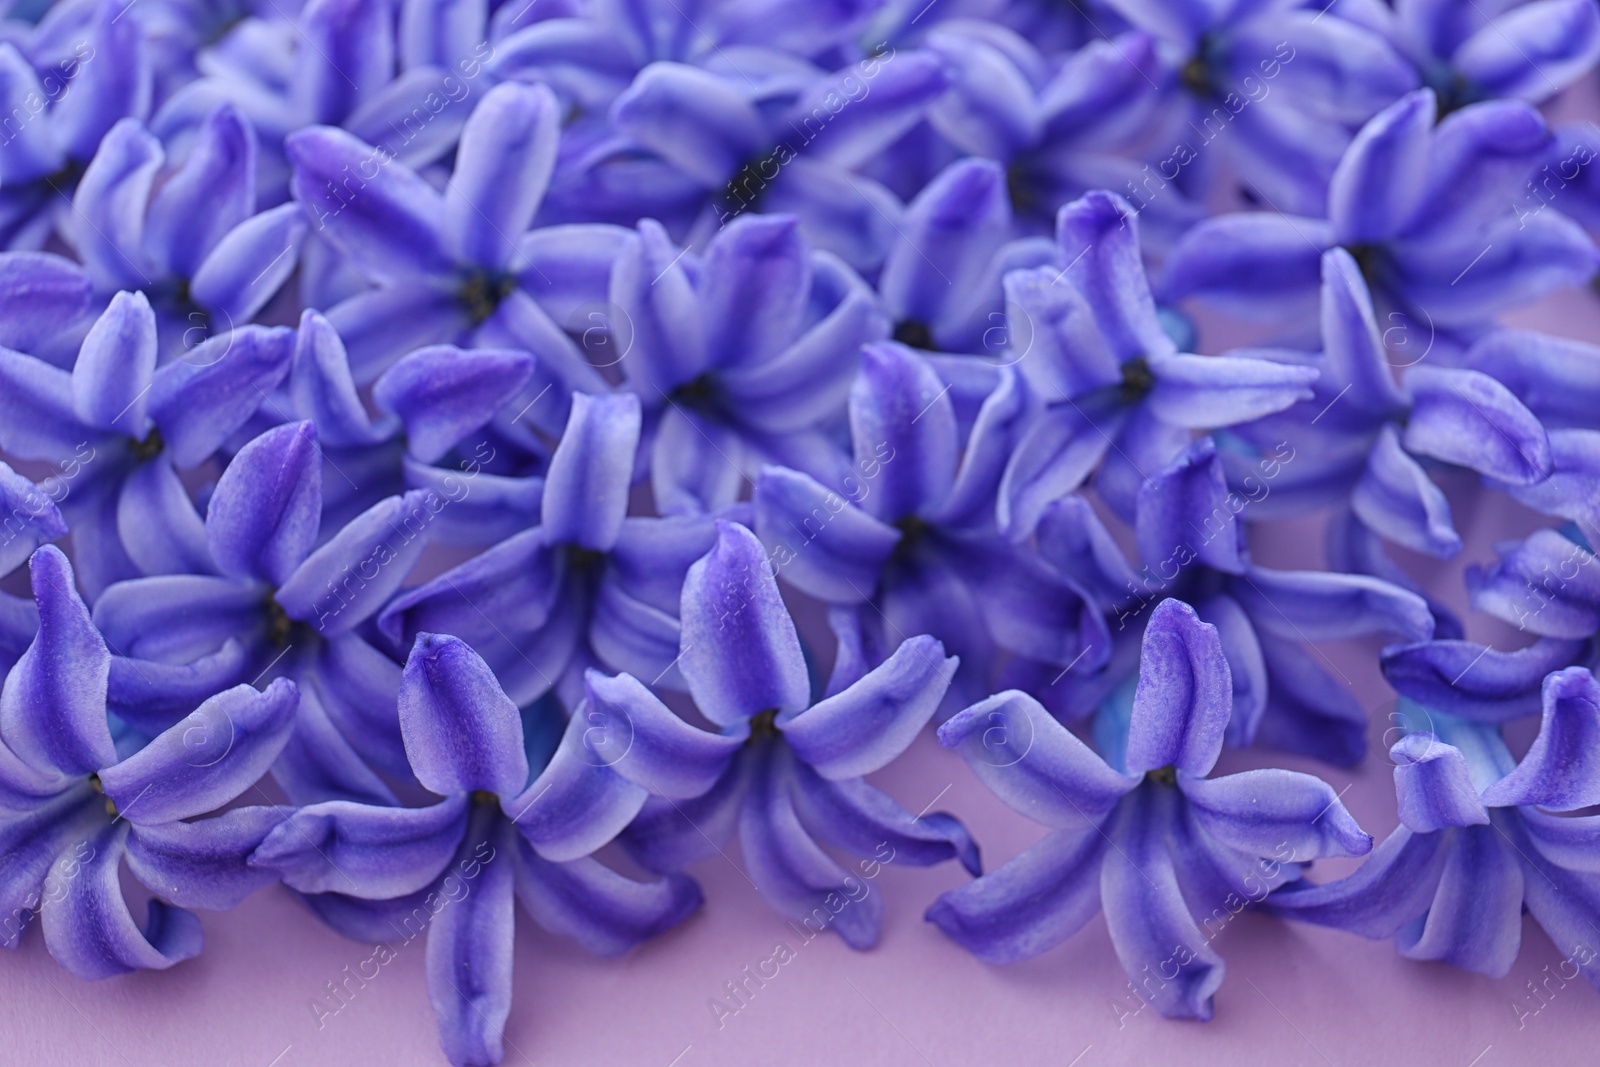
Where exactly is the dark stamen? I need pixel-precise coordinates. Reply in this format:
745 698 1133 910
892 320 937 351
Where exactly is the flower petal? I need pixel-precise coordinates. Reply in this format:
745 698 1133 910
513 841 702 957
204 421 321 586
925 825 1104 963
1180 768 1372 861
1268 825 1446 938
1351 424 1461 557
1381 637 1584 722
147 324 296 467
1391 734 1491 833
0 545 113 778
70 290 157 439
1397 821 1523 978
124 805 291 910
251 794 468 898
98 679 299 825
41 822 203 980
783 635 956 780
1402 365 1551 484
1125 599 1231 778
443 82 560 271
540 391 640 553
790 760 978 874
678 520 809 727
578 669 742 799
425 811 516 1067
938 690 1134 828
399 634 530 799
1482 668 1600 810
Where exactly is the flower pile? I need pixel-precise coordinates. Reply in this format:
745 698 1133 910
2 0 1600 1061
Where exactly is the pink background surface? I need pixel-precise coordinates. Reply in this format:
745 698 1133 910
9 135 1600 1067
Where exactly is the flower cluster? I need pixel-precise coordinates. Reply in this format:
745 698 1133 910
1 0 1599 1062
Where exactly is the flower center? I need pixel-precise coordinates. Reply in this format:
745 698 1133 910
266 595 295 646
129 426 165 462
892 319 937 351
1120 357 1154 399
672 373 720 411
459 270 517 325
1145 765 1177 787
747 708 780 742
89 771 117 817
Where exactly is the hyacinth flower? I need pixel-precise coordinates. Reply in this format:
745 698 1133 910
381 391 718 709
48 104 307 353
1031 435 1433 763
918 25 1206 247
251 633 701 1067
876 158 1056 356
0 289 294 596
578 520 977 948
0 0 150 251
287 81 621 422
0 545 298 979
284 307 550 543
754 340 1108 707
1271 669 1600 984
91 421 441 801
1163 89 1600 341
1215 248 1553 559
601 51 949 271
1093 0 1416 214
999 189 1318 530
928 597 1371 1018
1464 328 1600 530
608 212 887 514
151 0 479 205
1339 0 1600 112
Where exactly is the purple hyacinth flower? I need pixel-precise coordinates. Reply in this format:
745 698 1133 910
608 212 888 514
918 25 1205 248
0 0 150 251
250 632 700 1067
599 50 950 271
91 420 444 801
585 520 978 949
1000 189 1318 529
754 340 1109 707
0 288 294 595
1382 631 1596 723
1027 435 1433 764
876 157 1057 356
1217 247 1553 559
1345 0 1600 112
380 389 720 708
284 307 552 542
285 81 623 425
1271 670 1600 984
0 545 297 979
151 0 481 205
1164 88 1600 341
928 597 1371 1019
43 103 309 352
1093 0 1417 214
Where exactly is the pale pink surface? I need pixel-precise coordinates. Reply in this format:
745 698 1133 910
7 179 1600 1067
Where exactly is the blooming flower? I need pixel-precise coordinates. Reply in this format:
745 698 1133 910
0 287 293 595
1272 668 1600 983
0 0 149 250
0 545 298 979
928 597 1371 1017
585 520 979 947
754 340 1108 706
91 420 440 801
251 631 700 1067
607 211 887 514
1000 189 1318 529
1163 88 1600 343
1215 247 1553 558
286 80 620 424
381 389 718 708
